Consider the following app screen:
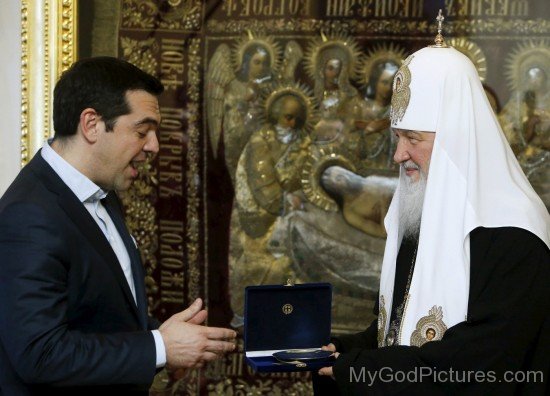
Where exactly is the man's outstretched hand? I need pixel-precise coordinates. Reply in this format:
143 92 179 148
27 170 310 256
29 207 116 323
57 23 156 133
159 298 237 369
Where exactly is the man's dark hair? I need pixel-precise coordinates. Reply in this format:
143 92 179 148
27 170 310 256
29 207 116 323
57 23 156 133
53 56 164 138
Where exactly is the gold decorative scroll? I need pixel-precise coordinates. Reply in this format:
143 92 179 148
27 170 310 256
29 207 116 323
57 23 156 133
187 38 201 302
206 18 550 35
20 0 78 166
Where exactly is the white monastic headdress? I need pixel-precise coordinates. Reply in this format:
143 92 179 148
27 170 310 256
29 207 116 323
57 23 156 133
378 14 550 347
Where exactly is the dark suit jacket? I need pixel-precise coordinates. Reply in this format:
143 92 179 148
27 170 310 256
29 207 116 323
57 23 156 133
0 152 158 395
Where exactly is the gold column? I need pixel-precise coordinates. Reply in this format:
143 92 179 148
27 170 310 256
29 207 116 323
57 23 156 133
20 0 78 166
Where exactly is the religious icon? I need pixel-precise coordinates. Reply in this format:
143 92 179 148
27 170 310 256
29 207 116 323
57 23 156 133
425 327 436 341
275 127 397 331
348 43 406 170
206 34 305 185
206 33 281 183
304 32 361 120
228 84 315 327
447 37 487 82
410 306 448 347
447 37 500 112
498 40 550 208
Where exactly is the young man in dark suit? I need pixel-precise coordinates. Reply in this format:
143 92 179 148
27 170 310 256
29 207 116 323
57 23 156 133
0 57 236 395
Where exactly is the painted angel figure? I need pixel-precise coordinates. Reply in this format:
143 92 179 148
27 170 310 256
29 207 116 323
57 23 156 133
206 35 303 184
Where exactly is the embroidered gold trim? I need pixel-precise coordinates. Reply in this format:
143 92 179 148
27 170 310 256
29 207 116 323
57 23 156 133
390 55 413 125
410 305 448 347
397 293 411 345
377 295 387 348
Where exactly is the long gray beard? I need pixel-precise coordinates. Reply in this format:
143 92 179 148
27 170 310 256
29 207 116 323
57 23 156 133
398 166 427 240
275 125 297 144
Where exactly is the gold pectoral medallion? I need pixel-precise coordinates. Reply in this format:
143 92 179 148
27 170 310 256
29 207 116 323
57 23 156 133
410 305 448 347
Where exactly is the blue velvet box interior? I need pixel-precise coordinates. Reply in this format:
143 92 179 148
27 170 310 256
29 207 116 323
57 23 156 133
244 283 334 372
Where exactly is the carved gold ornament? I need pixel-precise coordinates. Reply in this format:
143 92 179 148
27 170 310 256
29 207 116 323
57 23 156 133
121 0 201 31
390 55 414 125
120 37 159 76
410 305 448 347
206 18 550 36
186 38 202 300
120 159 159 308
504 40 550 92
447 37 488 82
20 0 78 165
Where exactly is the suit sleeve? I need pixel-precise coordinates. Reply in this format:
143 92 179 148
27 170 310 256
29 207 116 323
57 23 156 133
0 203 157 387
148 317 162 330
333 227 550 395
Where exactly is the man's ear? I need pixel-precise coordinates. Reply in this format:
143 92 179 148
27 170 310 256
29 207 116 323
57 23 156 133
79 108 101 143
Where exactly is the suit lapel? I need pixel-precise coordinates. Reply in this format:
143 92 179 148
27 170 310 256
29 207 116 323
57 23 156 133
29 153 143 326
102 192 148 329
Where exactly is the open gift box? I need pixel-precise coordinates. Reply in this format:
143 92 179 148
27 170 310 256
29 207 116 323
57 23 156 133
244 282 335 372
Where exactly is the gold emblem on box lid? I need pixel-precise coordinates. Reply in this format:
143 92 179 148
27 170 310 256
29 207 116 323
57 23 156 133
282 304 294 315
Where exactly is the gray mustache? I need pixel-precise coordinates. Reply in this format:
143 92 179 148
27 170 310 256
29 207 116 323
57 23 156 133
402 160 420 170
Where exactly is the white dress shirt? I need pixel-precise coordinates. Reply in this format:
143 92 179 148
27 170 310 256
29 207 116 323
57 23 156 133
41 140 166 367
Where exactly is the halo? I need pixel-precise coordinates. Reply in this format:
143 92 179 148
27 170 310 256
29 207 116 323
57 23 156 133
301 146 357 212
447 37 487 82
262 83 318 133
357 43 407 89
232 32 282 76
304 31 362 81
504 40 550 92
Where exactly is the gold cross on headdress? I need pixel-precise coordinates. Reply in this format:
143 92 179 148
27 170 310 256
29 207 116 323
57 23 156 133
436 9 445 32
431 9 449 48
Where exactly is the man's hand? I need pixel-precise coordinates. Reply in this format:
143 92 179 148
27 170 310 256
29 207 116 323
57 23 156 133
318 343 339 378
159 298 237 369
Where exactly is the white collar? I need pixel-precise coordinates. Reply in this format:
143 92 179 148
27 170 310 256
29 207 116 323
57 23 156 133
41 139 107 203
